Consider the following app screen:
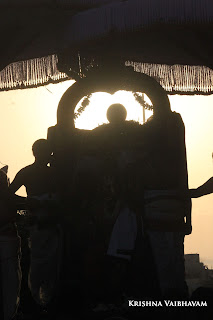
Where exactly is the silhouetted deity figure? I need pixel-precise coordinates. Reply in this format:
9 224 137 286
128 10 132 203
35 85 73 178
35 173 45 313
92 104 190 300
47 101 190 305
86 104 144 301
10 139 62 308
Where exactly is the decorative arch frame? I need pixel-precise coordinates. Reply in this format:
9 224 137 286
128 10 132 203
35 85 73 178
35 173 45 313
57 69 171 128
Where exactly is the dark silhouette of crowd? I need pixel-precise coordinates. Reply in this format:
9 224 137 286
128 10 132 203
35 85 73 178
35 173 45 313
0 103 213 320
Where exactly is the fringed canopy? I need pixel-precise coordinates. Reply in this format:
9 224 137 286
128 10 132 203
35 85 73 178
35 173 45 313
1 0 213 94
2 54 213 95
126 62 213 95
0 55 68 91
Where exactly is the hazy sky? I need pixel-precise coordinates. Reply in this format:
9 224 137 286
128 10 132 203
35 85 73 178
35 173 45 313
0 80 213 267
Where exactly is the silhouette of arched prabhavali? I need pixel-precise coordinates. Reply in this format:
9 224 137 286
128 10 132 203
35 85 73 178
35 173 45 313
57 70 171 127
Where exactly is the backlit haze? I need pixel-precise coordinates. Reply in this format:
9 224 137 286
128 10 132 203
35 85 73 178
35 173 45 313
0 80 213 268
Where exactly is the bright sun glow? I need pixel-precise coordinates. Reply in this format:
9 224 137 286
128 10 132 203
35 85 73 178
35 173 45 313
74 91 153 130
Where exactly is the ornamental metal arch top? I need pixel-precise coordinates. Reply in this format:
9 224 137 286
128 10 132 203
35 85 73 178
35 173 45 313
57 69 171 128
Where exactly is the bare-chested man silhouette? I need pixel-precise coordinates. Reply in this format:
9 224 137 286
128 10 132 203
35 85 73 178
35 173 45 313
10 139 54 197
10 139 61 310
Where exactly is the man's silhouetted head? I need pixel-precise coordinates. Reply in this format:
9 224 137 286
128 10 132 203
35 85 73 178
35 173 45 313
107 103 127 124
32 139 51 164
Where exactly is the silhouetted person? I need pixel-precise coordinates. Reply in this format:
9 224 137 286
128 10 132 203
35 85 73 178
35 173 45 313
10 139 62 313
0 165 21 320
10 139 54 197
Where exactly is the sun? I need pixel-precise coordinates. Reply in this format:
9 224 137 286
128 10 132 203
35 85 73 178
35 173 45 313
74 90 153 130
